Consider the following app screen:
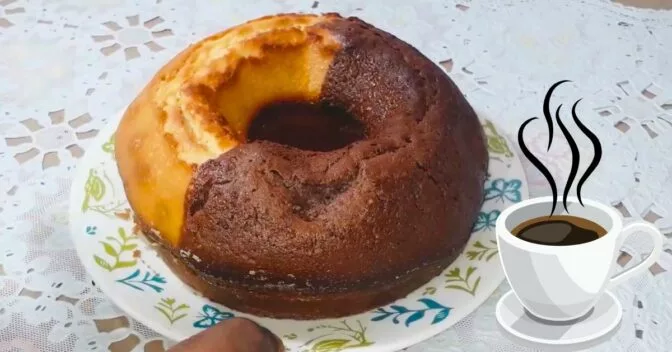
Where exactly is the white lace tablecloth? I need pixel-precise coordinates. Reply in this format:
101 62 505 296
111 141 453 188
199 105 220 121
1 0 672 351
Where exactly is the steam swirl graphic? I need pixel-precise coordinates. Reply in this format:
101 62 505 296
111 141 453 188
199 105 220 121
542 80 571 151
518 118 558 214
572 100 603 206
517 80 603 215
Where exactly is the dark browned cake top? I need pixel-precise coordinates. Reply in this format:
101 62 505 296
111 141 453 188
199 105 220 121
179 15 488 293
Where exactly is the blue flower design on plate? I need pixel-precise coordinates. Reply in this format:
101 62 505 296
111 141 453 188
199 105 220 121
484 178 522 203
371 298 451 327
193 304 235 329
116 269 166 293
86 226 97 235
472 210 501 232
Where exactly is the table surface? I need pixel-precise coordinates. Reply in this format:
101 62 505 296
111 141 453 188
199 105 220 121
1 0 671 351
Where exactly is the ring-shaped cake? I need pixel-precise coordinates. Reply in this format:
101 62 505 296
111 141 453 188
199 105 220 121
115 13 488 319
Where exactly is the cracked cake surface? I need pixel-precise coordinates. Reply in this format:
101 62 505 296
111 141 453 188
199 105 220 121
115 13 488 319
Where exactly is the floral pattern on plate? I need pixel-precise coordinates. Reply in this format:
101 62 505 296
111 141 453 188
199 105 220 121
69 111 528 352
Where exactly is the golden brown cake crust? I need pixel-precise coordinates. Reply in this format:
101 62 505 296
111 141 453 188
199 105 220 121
115 13 343 246
117 13 488 319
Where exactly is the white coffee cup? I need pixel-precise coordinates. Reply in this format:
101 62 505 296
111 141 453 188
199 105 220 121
496 196 664 322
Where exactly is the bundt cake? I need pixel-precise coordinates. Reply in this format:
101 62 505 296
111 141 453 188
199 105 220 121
115 13 488 319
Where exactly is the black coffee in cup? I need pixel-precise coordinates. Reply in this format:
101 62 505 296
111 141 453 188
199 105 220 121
511 215 607 246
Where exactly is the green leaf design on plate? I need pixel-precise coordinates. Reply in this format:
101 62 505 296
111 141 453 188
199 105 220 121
444 266 481 296
312 339 350 352
154 297 189 325
93 227 138 272
483 120 513 157
93 255 112 271
465 240 498 262
118 227 128 240
81 168 128 217
298 320 373 352
121 243 138 251
102 133 115 154
82 169 105 211
115 261 137 269
101 241 118 257
422 286 436 296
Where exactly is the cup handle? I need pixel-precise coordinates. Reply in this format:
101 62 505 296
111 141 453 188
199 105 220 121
608 222 664 288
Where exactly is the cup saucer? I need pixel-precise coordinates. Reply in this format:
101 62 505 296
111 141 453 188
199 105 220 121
496 290 622 351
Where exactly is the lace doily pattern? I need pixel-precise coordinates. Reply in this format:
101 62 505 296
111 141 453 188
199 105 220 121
1 0 671 351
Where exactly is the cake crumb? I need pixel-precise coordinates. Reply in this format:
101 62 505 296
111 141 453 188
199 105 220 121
249 270 256 275
115 209 132 220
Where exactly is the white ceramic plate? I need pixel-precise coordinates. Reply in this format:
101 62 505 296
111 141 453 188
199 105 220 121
69 110 528 352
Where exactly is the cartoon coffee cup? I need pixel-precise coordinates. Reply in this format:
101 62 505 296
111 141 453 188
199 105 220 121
498 80 665 326
496 196 664 322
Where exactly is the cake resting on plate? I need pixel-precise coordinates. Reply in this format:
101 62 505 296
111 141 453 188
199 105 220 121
114 13 488 319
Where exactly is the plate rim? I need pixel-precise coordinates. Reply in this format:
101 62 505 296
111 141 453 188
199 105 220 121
69 107 529 351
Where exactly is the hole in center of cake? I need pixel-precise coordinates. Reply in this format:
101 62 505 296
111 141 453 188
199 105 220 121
247 101 365 152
